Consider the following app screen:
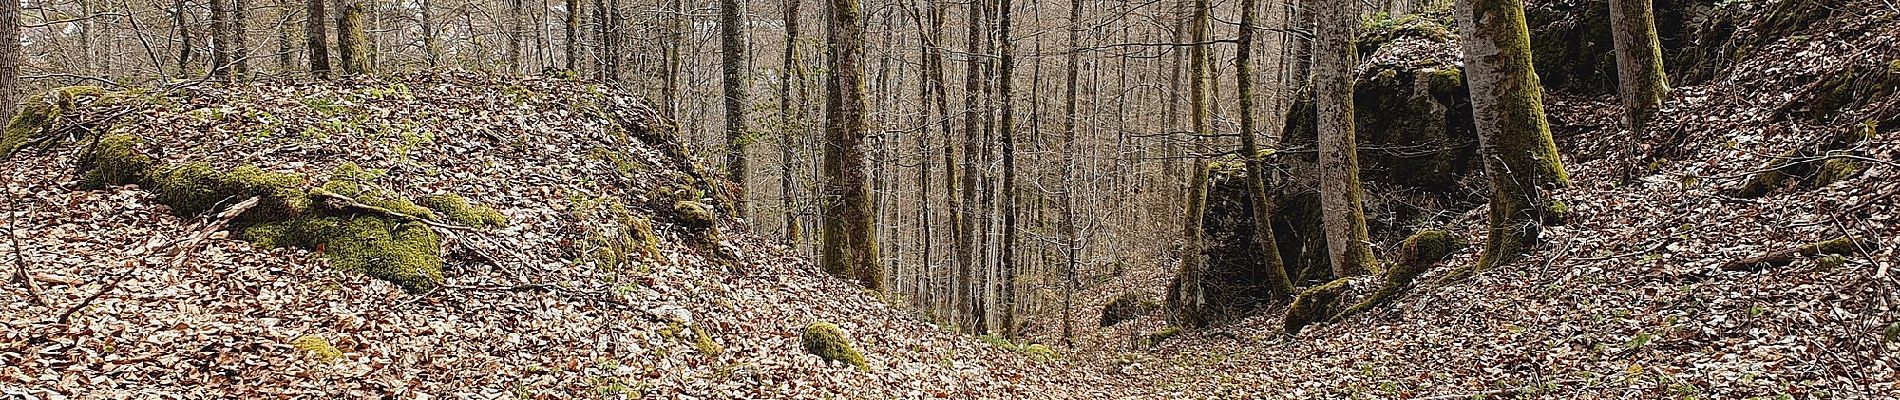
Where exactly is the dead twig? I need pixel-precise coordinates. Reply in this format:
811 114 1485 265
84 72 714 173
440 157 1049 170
55 197 258 325
4 163 44 306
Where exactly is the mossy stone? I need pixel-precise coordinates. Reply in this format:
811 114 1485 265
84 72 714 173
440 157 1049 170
151 162 310 222
1391 229 1464 286
801 322 868 371
420 194 506 228
1283 278 1350 335
1 86 109 158
673 200 717 231
1815 254 1847 271
1021 343 1056 362
1812 157 1863 187
246 216 444 293
76 134 155 189
290 335 344 363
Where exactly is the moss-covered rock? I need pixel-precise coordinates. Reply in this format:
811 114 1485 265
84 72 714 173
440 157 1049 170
76 134 155 189
1140 326 1181 348
290 335 344 363
1811 157 1864 188
801 322 868 371
673 200 717 232
1282 63 1478 193
1525 0 1712 93
1283 278 1349 335
1099 291 1159 327
247 215 444 292
1357 12 1453 58
1 86 110 158
151 162 311 222
420 194 506 228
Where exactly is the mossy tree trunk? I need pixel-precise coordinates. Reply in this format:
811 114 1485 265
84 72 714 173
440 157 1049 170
822 0 883 292
1609 0 1668 181
337 0 371 75
304 0 330 77
719 0 749 217
1314 0 1377 277
1171 161 1212 324
1235 0 1295 299
1455 0 1571 272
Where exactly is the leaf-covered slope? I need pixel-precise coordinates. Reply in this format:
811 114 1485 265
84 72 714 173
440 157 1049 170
0 72 1076 398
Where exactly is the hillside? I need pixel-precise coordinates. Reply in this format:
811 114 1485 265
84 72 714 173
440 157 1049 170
1 0 1898 398
0 73 1073 398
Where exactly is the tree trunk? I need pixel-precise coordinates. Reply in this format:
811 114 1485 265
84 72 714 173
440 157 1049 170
1314 0 1376 278
509 0 524 74
721 0 750 217
660 0 683 116
1237 0 1296 297
1454 0 1570 273
996 0 1019 339
565 0 580 72
1058 0 1083 347
305 0 330 77
337 0 370 74
778 0 804 246
1609 0 1668 182
0 0 19 125
278 0 294 72
822 0 882 292
959 0 986 333
920 0 958 325
232 0 249 77
211 0 228 77
421 0 438 68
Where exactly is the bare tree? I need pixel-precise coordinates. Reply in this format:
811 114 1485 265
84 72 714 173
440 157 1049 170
1236 0 1294 298
721 0 750 217
306 0 331 76
822 0 882 291
1610 0 1668 182
1314 0 1375 277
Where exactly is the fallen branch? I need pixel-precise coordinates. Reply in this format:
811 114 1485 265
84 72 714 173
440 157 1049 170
4 163 43 306
56 197 258 325
1719 236 1875 272
308 187 475 232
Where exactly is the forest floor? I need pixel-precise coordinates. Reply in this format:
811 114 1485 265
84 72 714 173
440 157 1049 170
3 4 1899 400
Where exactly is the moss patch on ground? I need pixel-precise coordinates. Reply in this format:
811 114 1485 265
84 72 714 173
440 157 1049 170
421 193 506 228
290 335 344 363
802 322 868 371
151 163 312 222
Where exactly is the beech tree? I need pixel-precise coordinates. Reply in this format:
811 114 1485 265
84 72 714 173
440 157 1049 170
306 0 331 77
1609 0 1669 181
337 0 371 75
1236 0 1294 297
721 0 750 216
1314 0 1375 277
822 0 882 291
1454 0 1571 273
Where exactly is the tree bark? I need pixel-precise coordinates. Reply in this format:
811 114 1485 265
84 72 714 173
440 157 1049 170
0 0 18 125
337 0 370 74
778 0 804 246
1237 0 1295 297
1454 0 1570 272
822 0 883 292
565 0 580 72
305 0 330 77
997 0 1019 339
959 0 986 333
232 0 249 77
721 0 750 217
211 0 228 77
1609 0 1668 181
1314 0 1376 278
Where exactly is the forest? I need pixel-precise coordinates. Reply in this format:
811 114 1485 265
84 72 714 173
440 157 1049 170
0 0 1896 397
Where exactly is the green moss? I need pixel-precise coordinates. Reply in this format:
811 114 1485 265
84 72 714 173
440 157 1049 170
290 335 344 363
1815 254 1847 271
690 324 724 356
151 162 310 221
1 86 109 158
1427 68 1465 104
673 200 717 230
420 194 506 228
247 216 444 293
1021 344 1056 363
1283 278 1349 335
1542 200 1571 226
1812 157 1863 187
1391 229 1463 286
76 134 155 189
801 322 868 371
